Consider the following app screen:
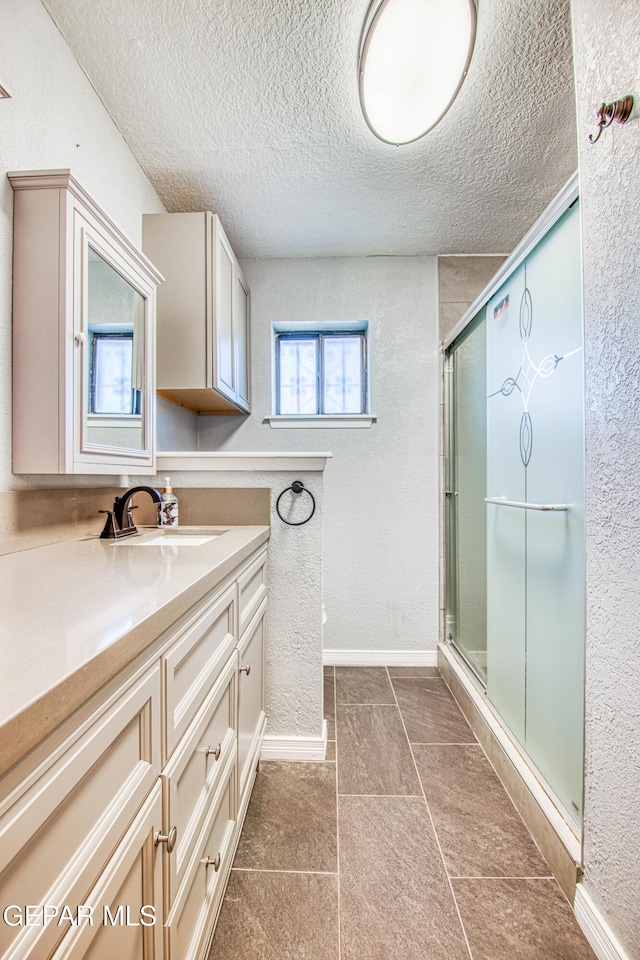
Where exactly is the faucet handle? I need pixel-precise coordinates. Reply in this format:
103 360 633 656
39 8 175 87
98 510 118 540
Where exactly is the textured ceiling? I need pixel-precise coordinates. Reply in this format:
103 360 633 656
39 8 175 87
42 0 577 259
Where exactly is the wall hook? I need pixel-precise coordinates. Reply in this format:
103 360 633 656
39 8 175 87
588 95 634 143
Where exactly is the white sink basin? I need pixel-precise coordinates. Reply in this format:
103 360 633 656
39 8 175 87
115 527 229 547
132 534 217 546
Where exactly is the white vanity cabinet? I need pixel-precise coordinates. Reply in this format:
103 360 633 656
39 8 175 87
237 604 267 808
0 664 162 960
9 170 162 475
0 544 267 960
53 783 166 960
142 212 251 415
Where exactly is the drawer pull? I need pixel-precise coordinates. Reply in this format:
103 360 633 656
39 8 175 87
155 826 178 854
239 664 251 676
206 743 222 761
202 853 221 871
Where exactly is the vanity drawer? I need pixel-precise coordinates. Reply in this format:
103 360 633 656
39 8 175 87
0 664 160 960
165 759 237 960
237 548 267 637
161 652 237 905
163 582 236 760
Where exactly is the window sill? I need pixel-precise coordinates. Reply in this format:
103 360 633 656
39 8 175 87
264 415 377 430
86 414 142 429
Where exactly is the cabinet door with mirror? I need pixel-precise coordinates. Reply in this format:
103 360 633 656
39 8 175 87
79 222 152 461
10 170 162 474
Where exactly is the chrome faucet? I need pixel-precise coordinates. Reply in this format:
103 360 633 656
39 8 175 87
99 485 163 539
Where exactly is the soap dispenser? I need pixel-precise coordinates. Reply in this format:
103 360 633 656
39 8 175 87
161 477 179 527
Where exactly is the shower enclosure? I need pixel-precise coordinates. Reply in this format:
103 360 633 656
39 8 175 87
444 180 584 829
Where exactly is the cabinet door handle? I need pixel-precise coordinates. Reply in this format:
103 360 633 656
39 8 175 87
155 826 177 854
239 664 251 676
202 853 221 871
74 331 87 345
206 743 221 761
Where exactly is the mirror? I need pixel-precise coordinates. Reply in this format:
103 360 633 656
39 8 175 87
86 247 146 451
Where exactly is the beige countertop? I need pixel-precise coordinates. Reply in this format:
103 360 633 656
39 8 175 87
0 524 269 776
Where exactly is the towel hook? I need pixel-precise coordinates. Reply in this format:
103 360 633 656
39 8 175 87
588 95 634 144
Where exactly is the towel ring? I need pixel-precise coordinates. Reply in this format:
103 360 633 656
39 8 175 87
276 480 316 526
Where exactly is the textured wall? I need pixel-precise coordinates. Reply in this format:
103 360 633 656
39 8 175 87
198 257 440 654
0 0 165 492
132 469 325 739
157 398 198 452
438 256 507 343
572 1 640 955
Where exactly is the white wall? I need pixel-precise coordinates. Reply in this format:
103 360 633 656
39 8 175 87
198 256 440 656
0 0 175 491
572 1 640 955
157 397 198 451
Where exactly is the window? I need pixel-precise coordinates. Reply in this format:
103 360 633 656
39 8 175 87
89 330 139 415
275 326 368 416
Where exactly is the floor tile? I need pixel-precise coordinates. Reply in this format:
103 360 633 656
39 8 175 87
209 870 339 960
387 665 441 678
233 761 337 872
335 667 395 704
413 745 550 877
210 667 587 960
453 878 597 959
337 704 421 795
339 796 469 960
324 673 335 739
392 678 476 743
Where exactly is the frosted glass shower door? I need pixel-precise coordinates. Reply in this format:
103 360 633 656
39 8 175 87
485 201 584 824
521 204 584 821
486 263 528 744
451 315 488 681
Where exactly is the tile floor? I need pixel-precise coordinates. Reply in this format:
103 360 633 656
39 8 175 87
209 666 596 960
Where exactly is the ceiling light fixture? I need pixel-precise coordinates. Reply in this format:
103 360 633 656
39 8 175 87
358 0 476 146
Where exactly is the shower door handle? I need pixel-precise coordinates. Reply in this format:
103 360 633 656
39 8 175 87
484 497 569 512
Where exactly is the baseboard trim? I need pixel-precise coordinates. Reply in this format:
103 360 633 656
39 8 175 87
323 649 438 667
260 720 328 761
574 885 632 960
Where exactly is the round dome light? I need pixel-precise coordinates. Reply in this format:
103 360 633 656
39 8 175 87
358 0 477 145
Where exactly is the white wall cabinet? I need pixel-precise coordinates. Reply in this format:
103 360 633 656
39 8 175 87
9 170 162 475
234 266 251 411
142 212 251 416
0 546 267 960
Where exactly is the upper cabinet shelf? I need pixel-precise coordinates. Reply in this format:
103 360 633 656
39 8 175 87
142 212 251 415
9 170 163 475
